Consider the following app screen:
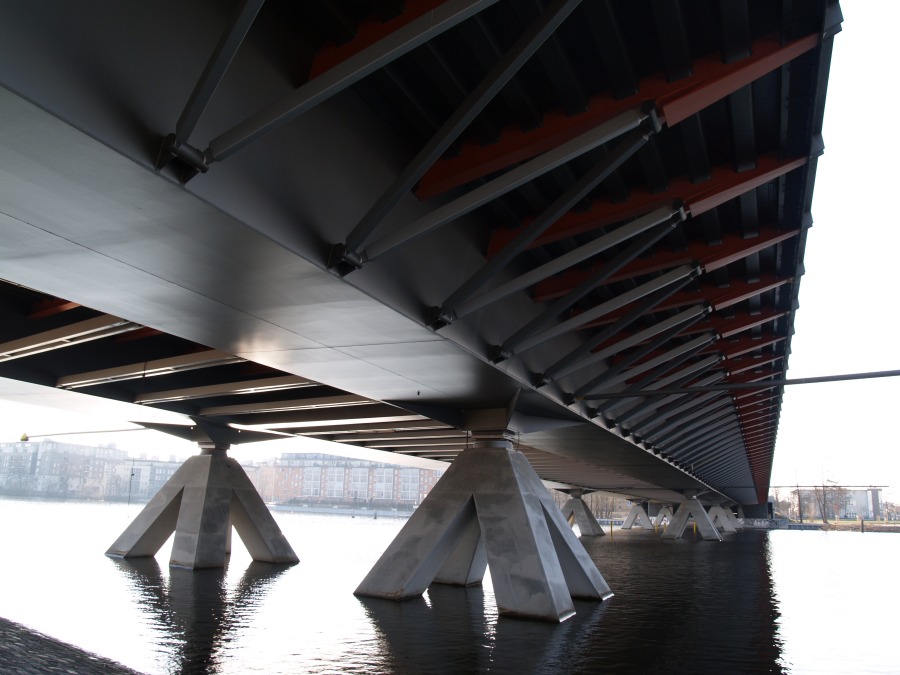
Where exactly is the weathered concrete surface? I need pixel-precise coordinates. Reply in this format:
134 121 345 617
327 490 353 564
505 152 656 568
355 446 612 622
106 450 298 568
561 493 605 536
621 503 652 529
661 498 723 541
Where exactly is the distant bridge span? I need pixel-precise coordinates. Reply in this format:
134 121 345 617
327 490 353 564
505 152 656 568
0 0 840 517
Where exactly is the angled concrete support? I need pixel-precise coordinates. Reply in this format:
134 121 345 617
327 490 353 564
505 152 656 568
355 436 612 622
654 505 675 527
561 490 605 536
660 498 723 541
621 502 652 529
106 444 298 568
707 505 738 533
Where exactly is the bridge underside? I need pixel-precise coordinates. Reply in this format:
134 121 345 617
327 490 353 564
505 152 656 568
0 0 839 509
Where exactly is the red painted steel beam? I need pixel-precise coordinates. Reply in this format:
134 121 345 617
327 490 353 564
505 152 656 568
579 276 792 329
487 155 806 255
685 310 788 340
308 0 447 80
27 298 81 320
416 32 819 199
533 226 799 302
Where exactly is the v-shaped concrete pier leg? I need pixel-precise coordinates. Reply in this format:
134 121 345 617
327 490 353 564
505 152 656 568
106 444 298 568
355 440 612 622
621 503 652 529
561 490 605 536
660 498 723 541
654 505 674 527
707 505 738 533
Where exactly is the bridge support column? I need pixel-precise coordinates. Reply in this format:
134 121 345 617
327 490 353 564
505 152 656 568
660 498 723 541
654 505 675 527
707 505 738 533
726 505 743 530
354 434 612 622
621 502 652 529
105 443 298 569
561 490 605 536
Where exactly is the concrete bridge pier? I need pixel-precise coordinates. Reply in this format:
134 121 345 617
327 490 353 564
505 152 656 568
560 490 605 536
105 442 298 569
621 502 652 529
354 431 613 622
707 505 738 533
654 505 675 528
660 497 723 541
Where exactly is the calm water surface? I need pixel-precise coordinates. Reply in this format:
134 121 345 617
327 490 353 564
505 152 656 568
0 497 897 674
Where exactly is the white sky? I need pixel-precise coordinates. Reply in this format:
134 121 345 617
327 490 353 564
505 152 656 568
1 3 897 501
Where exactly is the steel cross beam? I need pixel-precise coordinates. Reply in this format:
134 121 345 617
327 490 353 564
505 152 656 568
618 371 727 430
358 107 648 267
433 125 661 324
515 264 700 355
499 217 681 363
553 304 709 381
486 155 808 255
332 0 582 271
202 0 500 164
157 0 266 175
662 411 741 456
416 32 820 198
534 226 800 302
596 348 723 415
573 331 717 399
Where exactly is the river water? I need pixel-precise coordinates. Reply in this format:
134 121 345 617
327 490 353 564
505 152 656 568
0 497 896 674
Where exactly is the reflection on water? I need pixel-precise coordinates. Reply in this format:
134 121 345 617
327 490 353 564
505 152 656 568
0 497 897 674
111 559 288 674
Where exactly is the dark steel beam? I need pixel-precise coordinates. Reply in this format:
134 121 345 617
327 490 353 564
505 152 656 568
533 226 799 302
487 155 807 255
203 0 500 163
334 0 583 269
574 331 717 399
434 127 661 323
417 32 819 198
500 218 681 362
515 264 700 355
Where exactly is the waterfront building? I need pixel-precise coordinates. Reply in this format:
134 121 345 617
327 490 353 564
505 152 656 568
246 453 444 510
0 440 126 499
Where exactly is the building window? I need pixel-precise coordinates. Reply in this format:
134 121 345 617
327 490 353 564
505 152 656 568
350 468 368 499
325 467 344 498
374 468 393 500
302 466 322 497
400 468 419 501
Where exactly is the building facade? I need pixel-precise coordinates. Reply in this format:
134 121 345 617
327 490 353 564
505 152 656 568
246 453 443 510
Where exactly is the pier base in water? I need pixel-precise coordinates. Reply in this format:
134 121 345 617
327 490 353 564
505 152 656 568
621 503 652 529
355 442 612 622
105 444 298 569
661 498 723 541
707 505 738 533
654 505 675 527
561 490 605 536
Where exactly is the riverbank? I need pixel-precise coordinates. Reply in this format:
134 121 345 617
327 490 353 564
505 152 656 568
0 617 141 674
